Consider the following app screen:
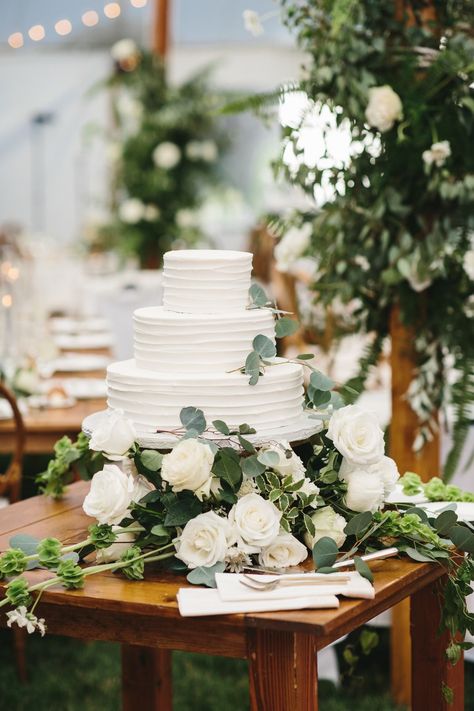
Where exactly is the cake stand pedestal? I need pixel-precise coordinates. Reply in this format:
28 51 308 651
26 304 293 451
82 409 323 450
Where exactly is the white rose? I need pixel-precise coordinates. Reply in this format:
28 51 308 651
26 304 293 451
96 524 140 564
304 506 347 550
365 85 403 133
111 39 138 62
229 493 281 552
326 404 385 465
243 9 264 36
258 532 307 569
339 455 399 498
175 208 198 229
161 439 214 500
237 478 259 498
274 224 312 273
422 140 451 167
132 474 155 503
83 464 134 525
259 440 306 480
89 409 136 459
118 198 145 224
344 469 385 513
463 250 474 281
174 511 233 569
152 142 181 169
143 204 160 221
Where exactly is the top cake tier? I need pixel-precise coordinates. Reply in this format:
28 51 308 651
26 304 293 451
162 249 252 314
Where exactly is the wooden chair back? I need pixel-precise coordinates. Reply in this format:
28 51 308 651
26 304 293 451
0 381 25 503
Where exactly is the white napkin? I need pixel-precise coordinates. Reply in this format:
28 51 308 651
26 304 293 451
215 571 374 603
177 587 339 617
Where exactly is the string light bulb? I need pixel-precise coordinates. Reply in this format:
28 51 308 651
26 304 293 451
55 19 72 36
28 25 46 41
8 32 24 49
82 11 99 27
130 0 147 7
2 294 13 308
104 3 121 19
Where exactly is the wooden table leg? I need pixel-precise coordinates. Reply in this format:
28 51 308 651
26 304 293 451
247 628 318 711
411 580 464 711
122 645 172 711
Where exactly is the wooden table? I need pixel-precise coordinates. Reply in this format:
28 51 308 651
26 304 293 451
0 483 464 710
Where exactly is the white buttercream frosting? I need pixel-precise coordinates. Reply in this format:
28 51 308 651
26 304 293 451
162 249 252 314
133 306 275 373
107 359 304 432
104 249 307 436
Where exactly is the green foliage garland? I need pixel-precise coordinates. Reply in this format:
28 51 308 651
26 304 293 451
271 0 474 478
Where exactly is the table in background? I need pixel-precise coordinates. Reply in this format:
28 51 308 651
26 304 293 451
0 483 463 711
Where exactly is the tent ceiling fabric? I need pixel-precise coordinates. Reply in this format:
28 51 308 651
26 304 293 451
1 0 292 49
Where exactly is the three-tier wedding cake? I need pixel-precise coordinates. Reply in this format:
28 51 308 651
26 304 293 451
106 250 305 433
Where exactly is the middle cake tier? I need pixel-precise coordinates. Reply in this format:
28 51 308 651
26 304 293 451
133 306 275 373
107 358 305 432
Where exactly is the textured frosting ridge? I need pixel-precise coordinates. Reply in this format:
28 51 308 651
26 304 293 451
162 249 252 314
107 359 304 432
133 306 275 373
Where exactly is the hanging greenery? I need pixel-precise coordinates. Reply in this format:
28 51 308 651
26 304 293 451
259 0 474 479
95 41 228 267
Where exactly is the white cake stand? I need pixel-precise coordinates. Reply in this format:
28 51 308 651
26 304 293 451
82 409 323 450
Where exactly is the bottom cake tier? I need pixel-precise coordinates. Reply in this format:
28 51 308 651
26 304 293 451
106 358 305 432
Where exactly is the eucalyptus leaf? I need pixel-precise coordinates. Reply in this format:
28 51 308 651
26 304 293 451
241 455 266 478
310 389 332 407
252 334 276 359
344 511 373 537
353 556 374 583
296 353 315 360
164 496 202 526
433 509 458 535
140 450 163 472
186 562 226 588
312 536 338 569
257 450 280 467
275 317 299 338
244 350 261 386
249 283 269 307
239 423 256 435
449 525 474 554
179 407 206 434
404 547 435 563
150 524 170 540
310 370 335 392
9 534 40 556
237 435 256 454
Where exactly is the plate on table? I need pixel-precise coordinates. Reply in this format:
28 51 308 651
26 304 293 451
27 394 76 410
385 484 428 505
54 333 114 350
63 378 107 400
50 317 109 334
419 501 474 523
49 354 111 373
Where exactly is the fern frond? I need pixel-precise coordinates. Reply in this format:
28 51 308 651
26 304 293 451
217 82 303 116
443 356 474 483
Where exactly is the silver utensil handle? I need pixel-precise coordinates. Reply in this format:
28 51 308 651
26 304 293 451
333 547 399 569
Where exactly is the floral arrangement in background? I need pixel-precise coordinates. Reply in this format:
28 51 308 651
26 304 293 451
251 0 474 479
93 40 228 267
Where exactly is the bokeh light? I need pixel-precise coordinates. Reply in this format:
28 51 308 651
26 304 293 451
104 3 121 19
28 25 46 41
55 19 72 36
8 32 24 49
82 11 99 27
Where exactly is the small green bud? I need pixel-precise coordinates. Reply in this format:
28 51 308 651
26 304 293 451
0 549 28 577
118 546 144 581
57 560 85 590
6 577 31 608
88 524 118 549
37 538 62 569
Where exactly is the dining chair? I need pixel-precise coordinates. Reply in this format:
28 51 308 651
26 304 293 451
0 380 27 681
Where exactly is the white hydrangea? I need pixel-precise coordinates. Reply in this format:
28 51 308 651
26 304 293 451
152 142 181 169
119 198 145 224
422 140 451 168
111 39 138 63
365 85 403 133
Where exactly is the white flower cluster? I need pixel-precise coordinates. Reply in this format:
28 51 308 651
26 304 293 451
118 198 160 224
422 140 451 168
274 223 312 273
365 85 403 133
152 142 181 169
7 606 46 636
326 405 399 514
